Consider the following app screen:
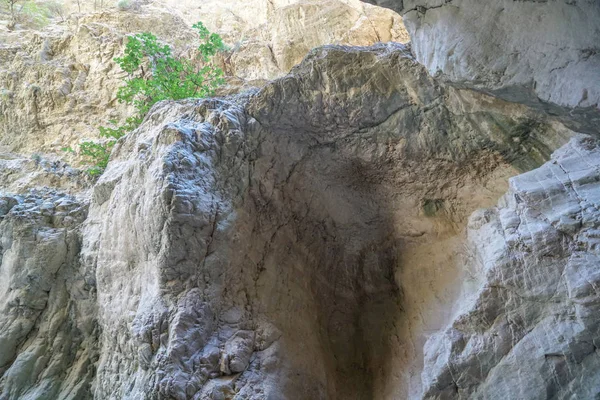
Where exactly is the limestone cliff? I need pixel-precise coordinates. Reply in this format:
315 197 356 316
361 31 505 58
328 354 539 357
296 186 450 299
422 134 600 399
364 0 600 110
0 7 197 157
1 1 599 400
0 1 407 158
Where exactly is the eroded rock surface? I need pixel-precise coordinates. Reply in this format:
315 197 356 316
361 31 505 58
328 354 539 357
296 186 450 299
1 5 599 399
217 0 409 82
422 134 600 399
78 43 595 399
0 8 197 157
0 190 95 400
365 0 600 111
0 1 407 160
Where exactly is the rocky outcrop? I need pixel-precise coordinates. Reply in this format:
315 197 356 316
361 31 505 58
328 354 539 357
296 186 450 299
1 3 600 400
0 190 95 400
422 134 600 399
0 8 197 157
0 153 90 193
364 0 600 110
0 1 407 160
163 0 407 45
215 0 409 82
74 43 593 399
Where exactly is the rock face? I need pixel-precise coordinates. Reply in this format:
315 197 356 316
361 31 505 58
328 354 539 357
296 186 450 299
422 134 600 399
214 0 409 82
1 2 600 400
0 8 197 157
364 0 600 109
42 43 595 399
0 190 95 400
0 1 407 158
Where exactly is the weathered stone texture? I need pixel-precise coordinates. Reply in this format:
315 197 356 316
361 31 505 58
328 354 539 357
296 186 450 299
0 1 407 159
76 44 596 399
364 0 600 109
1 3 599 399
0 190 95 400
422 134 600 399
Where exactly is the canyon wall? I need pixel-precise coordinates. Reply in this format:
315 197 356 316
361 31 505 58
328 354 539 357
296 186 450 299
0 1 407 158
1 1 599 399
364 0 600 111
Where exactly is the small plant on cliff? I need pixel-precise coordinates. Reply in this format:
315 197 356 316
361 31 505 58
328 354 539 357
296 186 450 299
70 22 225 176
45 0 66 22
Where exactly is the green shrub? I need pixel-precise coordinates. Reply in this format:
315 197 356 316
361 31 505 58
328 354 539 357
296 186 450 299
72 22 225 176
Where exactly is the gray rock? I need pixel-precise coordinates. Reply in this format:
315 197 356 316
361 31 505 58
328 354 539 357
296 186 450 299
0 190 95 400
0 41 598 400
364 0 600 111
421 134 600 399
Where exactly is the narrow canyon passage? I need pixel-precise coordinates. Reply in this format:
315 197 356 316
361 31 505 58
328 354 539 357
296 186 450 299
0 0 599 399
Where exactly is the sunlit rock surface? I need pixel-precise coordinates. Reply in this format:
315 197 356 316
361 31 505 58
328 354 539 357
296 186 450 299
0 1 407 159
422 134 600 399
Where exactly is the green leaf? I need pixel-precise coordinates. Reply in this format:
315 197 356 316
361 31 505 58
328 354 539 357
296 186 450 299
79 21 225 176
